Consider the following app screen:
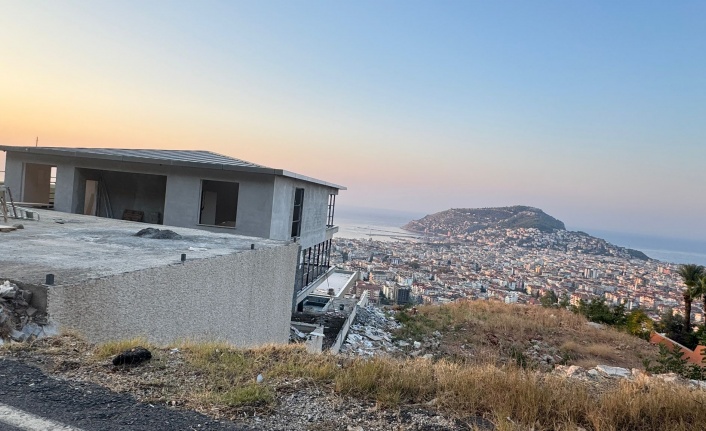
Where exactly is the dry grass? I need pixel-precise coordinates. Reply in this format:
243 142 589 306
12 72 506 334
0 301 690 430
397 300 587 336
176 341 338 413
395 300 658 369
560 341 625 367
93 336 154 359
336 355 706 431
3 331 706 430
589 379 706 431
335 357 437 406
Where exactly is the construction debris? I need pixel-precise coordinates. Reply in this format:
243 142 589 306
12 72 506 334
339 306 402 357
290 326 308 343
0 280 55 342
134 228 182 240
554 364 706 389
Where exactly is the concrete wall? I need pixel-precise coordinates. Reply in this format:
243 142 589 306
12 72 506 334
271 176 336 249
46 243 299 346
329 292 368 354
163 171 274 237
4 152 73 211
55 162 79 213
2 152 24 199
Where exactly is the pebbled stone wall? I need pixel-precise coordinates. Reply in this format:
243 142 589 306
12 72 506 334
46 243 299 347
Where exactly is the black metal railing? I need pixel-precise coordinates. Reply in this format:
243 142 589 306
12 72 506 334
326 194 336 227
294 239 333 294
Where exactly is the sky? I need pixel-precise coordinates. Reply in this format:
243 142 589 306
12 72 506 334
1 1 705 240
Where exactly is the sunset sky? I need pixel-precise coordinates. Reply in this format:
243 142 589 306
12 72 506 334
1 1 704 240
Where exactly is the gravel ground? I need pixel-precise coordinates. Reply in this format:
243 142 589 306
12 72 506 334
0 358 245 431
238 387 474 431
1 336 485 431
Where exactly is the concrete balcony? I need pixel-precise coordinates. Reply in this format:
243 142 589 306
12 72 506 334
325 225 339 241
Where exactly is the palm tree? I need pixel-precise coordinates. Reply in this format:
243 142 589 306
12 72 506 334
677 264 705 331
700 275 706 325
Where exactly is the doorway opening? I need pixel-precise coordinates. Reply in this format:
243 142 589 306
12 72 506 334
199 180 239 227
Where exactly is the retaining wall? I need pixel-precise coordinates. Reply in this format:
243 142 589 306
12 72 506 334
329 291 369 354
47 243 299 347
650 332 706 366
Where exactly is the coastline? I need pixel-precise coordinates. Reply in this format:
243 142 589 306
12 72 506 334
335 207 706 266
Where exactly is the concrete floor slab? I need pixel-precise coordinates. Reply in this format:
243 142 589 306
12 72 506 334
0 209 290 285
313 271 357 298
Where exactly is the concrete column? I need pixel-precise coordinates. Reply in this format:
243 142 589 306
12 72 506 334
2 154 24 201
53 164 77 213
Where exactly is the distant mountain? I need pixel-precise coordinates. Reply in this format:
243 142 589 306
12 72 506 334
403 206 649 261
403 206 566 235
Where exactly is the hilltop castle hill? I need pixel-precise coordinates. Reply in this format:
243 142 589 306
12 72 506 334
332 224 693 325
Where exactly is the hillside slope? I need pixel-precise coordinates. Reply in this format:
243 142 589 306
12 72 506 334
403 206 650 260
3 301 705 431
404 206 566 234
393 300 658 370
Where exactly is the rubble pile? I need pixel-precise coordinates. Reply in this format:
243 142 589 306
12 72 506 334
134 228 182 240
522 338 564 370
289 326 307 343
0 280 54 343
554 364 706 389
340 306 402 357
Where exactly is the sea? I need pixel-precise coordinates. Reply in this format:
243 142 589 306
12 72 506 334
334 205 706 267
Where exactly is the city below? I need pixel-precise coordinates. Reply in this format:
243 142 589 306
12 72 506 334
332 206 695 324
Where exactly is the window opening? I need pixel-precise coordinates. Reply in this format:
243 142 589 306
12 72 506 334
291 187 304 238
199 180 238 227
327 193 336 227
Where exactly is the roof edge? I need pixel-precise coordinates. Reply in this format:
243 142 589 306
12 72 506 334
0 145 346 190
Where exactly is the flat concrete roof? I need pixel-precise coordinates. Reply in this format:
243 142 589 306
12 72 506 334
313 271 356 298
0 209 290 286
0 146 346 190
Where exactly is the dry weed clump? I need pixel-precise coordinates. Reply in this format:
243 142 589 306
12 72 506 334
337 358 593 428
177 342 338 412
435 362 593 428
590 379 706 431
335 357 437 406
337 357 706 431
560 341 624 365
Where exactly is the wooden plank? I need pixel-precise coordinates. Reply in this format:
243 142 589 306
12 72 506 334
11 202 53 207
122 209 144 222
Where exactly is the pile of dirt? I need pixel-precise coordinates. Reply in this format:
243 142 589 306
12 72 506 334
134 228 182 240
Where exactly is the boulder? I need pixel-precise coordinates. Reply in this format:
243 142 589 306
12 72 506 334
595 365 631 378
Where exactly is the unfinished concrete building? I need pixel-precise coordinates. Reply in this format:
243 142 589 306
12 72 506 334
0 211 298 345
1 146 345 310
